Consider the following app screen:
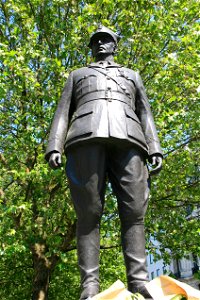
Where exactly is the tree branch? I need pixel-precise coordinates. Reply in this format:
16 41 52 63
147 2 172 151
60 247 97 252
164 135 199 157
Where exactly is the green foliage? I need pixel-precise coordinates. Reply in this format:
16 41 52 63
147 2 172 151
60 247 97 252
0 0 199 298
194 271 200 280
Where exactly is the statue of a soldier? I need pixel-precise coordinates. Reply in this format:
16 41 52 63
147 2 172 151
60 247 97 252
45 25 163 300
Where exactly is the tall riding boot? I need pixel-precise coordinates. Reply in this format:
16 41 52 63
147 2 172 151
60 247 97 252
77 224 100 300
121 224 152 299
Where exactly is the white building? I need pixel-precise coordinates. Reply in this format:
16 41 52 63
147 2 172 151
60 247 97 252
146 237 171 280
147 207 200 285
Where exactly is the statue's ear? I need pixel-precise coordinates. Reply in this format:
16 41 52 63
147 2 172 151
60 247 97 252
113 45 117 55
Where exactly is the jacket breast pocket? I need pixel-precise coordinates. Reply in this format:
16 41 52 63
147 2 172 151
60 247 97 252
75 74 97 98
66 106 94 141
125 107 147 145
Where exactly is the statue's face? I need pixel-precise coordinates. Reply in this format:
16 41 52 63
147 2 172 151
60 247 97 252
91 33 116 58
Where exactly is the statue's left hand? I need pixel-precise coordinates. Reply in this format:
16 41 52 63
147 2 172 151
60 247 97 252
148 155 163 176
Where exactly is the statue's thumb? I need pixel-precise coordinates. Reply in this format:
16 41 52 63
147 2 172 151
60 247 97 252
151 157 156 166
57 155 62 165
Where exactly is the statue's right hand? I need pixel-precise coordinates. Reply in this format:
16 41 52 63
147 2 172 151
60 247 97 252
48 152 62 169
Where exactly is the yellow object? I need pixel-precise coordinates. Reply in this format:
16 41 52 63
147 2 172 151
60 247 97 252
92 280 133 300
145 275 200 300
132 293 146 300
170 295 186 300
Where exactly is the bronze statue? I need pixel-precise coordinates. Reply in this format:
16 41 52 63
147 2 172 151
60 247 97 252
45 25 163 300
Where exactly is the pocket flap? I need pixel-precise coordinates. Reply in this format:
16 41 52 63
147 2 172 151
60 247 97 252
125 107 140 124
71 106 93 123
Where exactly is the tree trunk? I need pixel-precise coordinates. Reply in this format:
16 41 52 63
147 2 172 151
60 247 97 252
31 243 56 300
31 223 76 299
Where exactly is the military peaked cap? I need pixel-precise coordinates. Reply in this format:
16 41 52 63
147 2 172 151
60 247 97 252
88 25 120 48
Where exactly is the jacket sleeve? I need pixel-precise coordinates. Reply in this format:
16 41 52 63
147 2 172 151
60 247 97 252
135 72 163 157
45 72 73 161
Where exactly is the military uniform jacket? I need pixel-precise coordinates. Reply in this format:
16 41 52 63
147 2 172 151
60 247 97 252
45 61 162 160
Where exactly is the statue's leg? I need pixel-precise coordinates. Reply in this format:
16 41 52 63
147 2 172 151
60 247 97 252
108 144 152 299
66 143 106 300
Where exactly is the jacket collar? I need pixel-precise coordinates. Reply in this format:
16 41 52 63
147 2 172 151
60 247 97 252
88 61 122 68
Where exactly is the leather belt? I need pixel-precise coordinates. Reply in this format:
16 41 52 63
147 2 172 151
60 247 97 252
76 91 134 109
